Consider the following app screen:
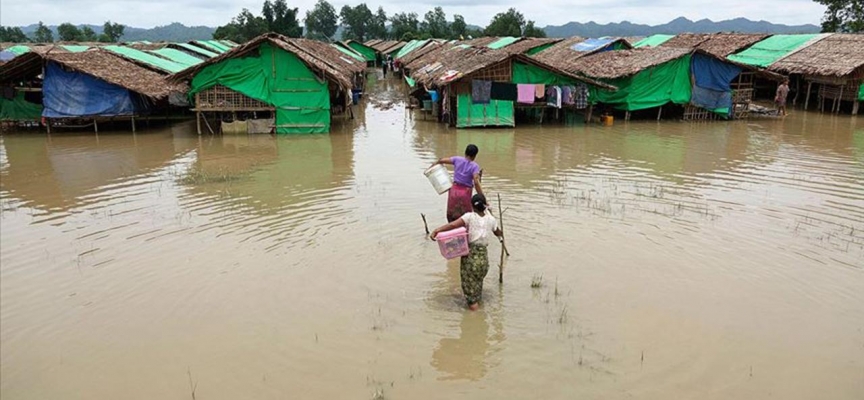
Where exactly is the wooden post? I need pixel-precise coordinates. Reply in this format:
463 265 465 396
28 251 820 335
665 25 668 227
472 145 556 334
586 104 593 125
656 106 662 121
94 119 98 134
196 111 202 135
853 100 860 116
837 86 844 114
625 111 631 121
804 81 813 110
46 118 51 134
131 116 136 133
497 193 507 284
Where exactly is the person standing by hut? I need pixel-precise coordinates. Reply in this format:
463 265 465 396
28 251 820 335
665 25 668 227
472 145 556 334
775 78 790 117
430 144 484 222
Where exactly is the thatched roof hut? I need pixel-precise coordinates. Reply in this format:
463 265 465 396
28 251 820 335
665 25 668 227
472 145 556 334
170 34 363 90
661 33 769 57
530 36 632 71
568 47 691 79
502 38 564 55
768 33 864 79
398 41 445 66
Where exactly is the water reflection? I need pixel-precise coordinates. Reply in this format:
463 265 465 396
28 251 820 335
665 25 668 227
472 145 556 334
0 125 196 215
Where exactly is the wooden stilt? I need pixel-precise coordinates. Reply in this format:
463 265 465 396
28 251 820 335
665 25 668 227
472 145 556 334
196 111 202 135
853 100 859 116
804 81 813 110
657 106 663 121
586 104 593 125
46 118 51 134
94 119 98 134
131 116 136 133
625 111 631 121
837 86 844 114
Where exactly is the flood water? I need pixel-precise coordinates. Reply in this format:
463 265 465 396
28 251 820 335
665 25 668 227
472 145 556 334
2 76 863 399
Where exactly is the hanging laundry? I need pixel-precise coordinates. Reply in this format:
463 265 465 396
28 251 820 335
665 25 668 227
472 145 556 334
428 90 440 102
490 82 517 101
534 84 546 99
575 84 589 109
561 86 574 105
546 86 562 108
471 80 492 104
517 84 535 104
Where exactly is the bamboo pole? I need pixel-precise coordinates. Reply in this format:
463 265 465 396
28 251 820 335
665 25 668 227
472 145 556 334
421 213 430 235
497 193 510 284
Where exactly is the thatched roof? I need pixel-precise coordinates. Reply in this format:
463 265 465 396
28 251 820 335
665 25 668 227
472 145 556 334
534 36 635 72
169 34 363 90
768 33 864 78
365 39 383 47
379 41 407 55
464 37 501 47
406 45 615 90
0 52 46 82
661 33 769 57
568 47 692 79
503 38 564 54
35 50 185 99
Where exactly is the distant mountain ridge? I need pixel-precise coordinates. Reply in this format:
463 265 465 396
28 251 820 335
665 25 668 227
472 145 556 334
18 22 216 42
14 17 820 43
543 17 820 38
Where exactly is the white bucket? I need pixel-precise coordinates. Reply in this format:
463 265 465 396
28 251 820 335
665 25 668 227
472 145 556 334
424 164 453 194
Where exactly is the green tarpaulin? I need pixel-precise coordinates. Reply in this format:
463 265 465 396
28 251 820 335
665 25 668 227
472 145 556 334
189 43 331 134
592 54 692 111
0 92 42 121
487 37 520 50
61 45 90 53
456 93 514 128
512 61 581 85
727 34 820 67
5 45 30 55
346 41 376 62
104 45 187 73
633 34 674 48
195 41 228 53
859 84 863 101
219 40 238 48
405 76 416 88
148 48 203 67
526 42 555 55
396 40 429 59
332 44 365 62
175 43 218 58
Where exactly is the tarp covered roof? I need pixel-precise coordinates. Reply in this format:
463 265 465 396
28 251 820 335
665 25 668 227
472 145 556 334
727 34 827 68
104 45 187 73
633 34 674 48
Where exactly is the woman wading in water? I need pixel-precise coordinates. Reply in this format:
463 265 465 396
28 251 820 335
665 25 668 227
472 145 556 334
430 144 483 222
431 194 503 310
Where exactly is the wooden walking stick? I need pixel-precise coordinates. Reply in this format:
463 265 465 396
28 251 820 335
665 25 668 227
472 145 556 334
497 193 510 283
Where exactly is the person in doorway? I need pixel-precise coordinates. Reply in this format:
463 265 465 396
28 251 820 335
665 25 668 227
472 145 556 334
775 78 790 116
430 144 484 222
431 194 503 310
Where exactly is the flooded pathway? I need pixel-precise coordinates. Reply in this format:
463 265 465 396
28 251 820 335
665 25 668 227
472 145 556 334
1 75 863 399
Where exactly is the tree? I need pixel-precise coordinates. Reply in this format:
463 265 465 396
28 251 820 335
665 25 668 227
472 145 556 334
451 15 467 40
817 0 864 32
305 0 338 40
0 27 28 42
523 20 546 38
214 9 267 42
484 8 524 37
99 21 125 42
421 7 449 39
81 26 98 42
32 21 53 43
340 3 373 41
390 12 419 41
263 0 303 37
368 7 388 40
57 23 83 42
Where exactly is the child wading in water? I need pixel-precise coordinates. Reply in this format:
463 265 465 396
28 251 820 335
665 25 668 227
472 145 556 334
431 194 503 311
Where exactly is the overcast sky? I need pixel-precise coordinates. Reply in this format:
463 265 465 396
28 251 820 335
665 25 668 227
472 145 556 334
1 0 825 28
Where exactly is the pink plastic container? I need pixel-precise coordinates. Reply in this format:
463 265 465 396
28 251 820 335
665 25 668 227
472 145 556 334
436 227 470 259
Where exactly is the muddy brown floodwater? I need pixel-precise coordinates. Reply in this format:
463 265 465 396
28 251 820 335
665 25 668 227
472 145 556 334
1 76 863 399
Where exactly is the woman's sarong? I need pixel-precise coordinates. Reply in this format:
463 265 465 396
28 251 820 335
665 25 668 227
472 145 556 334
447 183 473 222
460 244 489 305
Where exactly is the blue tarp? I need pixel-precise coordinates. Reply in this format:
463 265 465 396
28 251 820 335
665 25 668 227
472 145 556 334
691 86 732 114
690 53 742 92
571 37 615 53
42 62 149 118
0 51 16 62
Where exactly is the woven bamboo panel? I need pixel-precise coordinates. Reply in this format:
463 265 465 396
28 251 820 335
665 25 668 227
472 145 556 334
819 84 859 101
453 60 513 95
194 85 274 111
683 105 721 121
